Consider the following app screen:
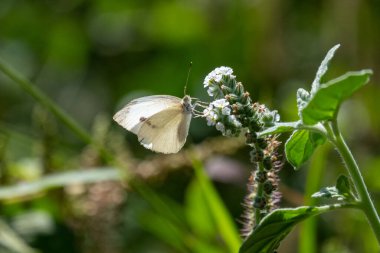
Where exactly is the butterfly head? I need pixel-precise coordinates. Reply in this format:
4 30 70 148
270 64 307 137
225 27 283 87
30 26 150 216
182 95 193 114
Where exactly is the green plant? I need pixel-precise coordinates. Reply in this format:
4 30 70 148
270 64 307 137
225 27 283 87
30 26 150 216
201 45 380 252
1 43 378 253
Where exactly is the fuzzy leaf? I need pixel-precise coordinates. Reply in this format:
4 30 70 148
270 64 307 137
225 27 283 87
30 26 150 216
285 130 326 170
296 88 311 113
301 70 372 125
312 186 341 199
239 206 336 253
257 122 299 137
312 175 356 201
310 44 340 94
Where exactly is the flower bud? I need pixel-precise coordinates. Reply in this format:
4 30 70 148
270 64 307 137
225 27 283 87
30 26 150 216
241 91 251 104
234 82 244 96
297 88 310 110
225 93 239 103
263 156 272 170
221 85 232 94
257 137 268 149
260 110 280 127
297 88 310 101
245 131 257 144
253 196 266 209
250 148 264 163
263 181 276 194
254 171 267 183
216 122 225 132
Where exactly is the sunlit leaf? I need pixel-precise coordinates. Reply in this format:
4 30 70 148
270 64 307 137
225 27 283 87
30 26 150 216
285 130 326 170
310 44 340 94
239 206 338 253
257 122 299 137
312 175 356 201
312 186 342 199
301 70 372 125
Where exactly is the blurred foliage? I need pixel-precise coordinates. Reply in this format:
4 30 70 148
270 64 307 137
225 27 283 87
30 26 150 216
1 0 380 252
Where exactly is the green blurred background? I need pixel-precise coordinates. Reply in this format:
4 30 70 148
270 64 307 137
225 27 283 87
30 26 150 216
1 0 380 252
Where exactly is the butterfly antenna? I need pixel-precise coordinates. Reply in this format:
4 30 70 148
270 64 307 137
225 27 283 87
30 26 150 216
184 61 192 96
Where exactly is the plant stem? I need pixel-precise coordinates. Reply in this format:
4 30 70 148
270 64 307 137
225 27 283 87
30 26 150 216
0 58 113 162
330 120 380 243
254 162 264 225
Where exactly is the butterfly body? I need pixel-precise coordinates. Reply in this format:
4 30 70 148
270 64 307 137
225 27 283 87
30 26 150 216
113 95 192 154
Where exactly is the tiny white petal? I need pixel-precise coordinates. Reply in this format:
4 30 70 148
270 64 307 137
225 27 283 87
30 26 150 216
212 99 229 108
216 122 225 132
274 113 280 122
207 88 214 96
222 106 231 115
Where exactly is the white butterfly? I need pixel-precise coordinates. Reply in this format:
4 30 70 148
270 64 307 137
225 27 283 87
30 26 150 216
113 95 193 154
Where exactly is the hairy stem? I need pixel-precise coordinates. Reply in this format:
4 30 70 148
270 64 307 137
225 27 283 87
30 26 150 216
330 119 380 243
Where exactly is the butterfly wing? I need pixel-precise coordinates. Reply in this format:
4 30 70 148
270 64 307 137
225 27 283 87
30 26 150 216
113 95 182 134
137 107 192 153
113 95 192 153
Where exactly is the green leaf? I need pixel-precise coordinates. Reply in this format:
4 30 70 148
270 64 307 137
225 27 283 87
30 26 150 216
311 186 342 199
257 122 299 137
133 180 188 231
301 70 373 125
185 178 217 239
336 175 353 196
139 179 229 253
285 130 326 170
297 44 339 115
310 44 340 94
191 159 241 253
239 205 338 253
312 175 356 201
138 180 227 253
0 168 121 201
139 211 189 252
